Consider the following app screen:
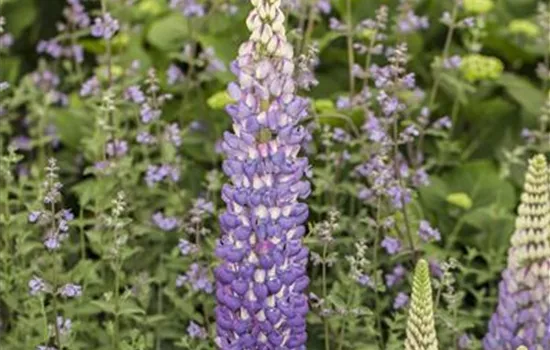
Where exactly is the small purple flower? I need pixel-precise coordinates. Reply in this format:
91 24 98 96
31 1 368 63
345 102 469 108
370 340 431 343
125 85 145 104
178 239 198 256
356 274 374 287
10 136 32 151
176 263 212 293
443 55 462 69
0 33 14 49
393 292 409 309
386 186 411 209
80 76 100 97
316 0 331 14
187 321 207 339
29 276 47 296
106 139 128 157
44 234 61 251
418 220 441 242
434 116 452 129
166 64 184 85
28 211 42 223
458 333 471 349
152 212 179 231
136 131 156 145
385 264 406 287
140 103 161 123
91 13 119 40
381 236 401 255
59 283 82 298
398 11 429 33
164 123 182 146
170 0 205 17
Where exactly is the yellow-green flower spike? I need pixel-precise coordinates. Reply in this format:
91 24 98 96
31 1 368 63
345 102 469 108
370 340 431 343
460 54 504 82
463 0 494 14
405 259 439 350
508 154 550 268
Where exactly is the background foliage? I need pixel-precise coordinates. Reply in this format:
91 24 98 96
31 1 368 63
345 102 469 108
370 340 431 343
0 0 549 349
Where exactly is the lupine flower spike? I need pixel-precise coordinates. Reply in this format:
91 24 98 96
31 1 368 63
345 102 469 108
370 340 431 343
214 0 311 349
405 259 439 350
483 154 550 349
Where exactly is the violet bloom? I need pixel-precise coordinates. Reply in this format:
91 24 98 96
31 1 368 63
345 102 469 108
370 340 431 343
125 85 145 104
167 64 184 85
91 13 119 40
393 292 409 309
187 321 208 339
418 220 441 242
385 264 406 288
152 212 179 231
59 283 82 298
170 0 205 17
215 0 311 348
381 236 401 255
177 263 213 293
483 155 550 349
80 76 100 97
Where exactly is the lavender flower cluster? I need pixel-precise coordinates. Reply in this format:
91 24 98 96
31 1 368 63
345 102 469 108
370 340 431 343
214 0 311 348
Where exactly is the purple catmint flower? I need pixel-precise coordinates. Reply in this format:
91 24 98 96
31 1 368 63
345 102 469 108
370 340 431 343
357 274 374 287
381 236 401 255
178 239 198 256
145 164 180 186
458 333 471 349
167 64 184 85
214 1 311 348
443 55 462 69
91 13 119 40
106 139 128 157
434 116 452 130
64 0 90 29
152 212 179 231
80 76 100 97
385 264 406 288
11 136 32 151
397 10 429 33
316 0 331 14
28 211 42 223
418 220 441 242
170 0 205 17
37 39 63 58
59 283 82 298
0 33 14 49
393 292 409 309
29 276 48 296
136 131 156 145
386 185 411 209
177 263 213 293
140 103 161 123
37 346 57 350
164 123 182 146
125 85 145 104
187 321 208 339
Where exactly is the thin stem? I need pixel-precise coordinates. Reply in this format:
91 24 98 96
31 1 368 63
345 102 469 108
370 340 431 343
345 0 355 100
113 253 121 350
322 242 330 350
302 0 317 53
428 2 459 110
371 198 384 348
393 117 417 257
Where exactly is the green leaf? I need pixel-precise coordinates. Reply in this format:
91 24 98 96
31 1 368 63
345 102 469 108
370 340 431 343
497 73 545 118
446 192 473 209
147 13 189 51
4 0 37 37
207 90 232 109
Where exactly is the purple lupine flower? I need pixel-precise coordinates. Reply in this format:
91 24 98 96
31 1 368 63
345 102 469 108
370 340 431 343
187 321 208 339
177 263 213 293
418 220 441 242
125 85 145 104
152 212 179 231
215 1 311 348
381 236 401 255
91 13 119 40
483 155 550 349
59 283 82 298
385 264 406 288
393 292 409 309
